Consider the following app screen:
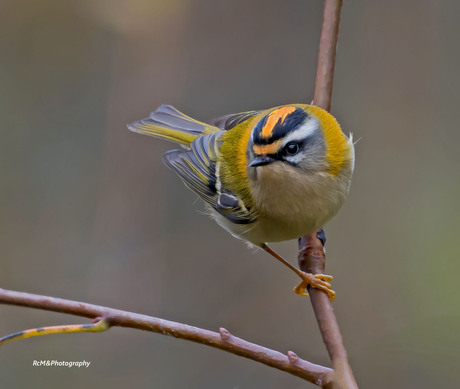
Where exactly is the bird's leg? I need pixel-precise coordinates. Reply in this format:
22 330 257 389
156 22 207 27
0 317 109 346
316 228 326 246
261 243 335 301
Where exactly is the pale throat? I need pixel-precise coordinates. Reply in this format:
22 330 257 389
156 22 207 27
250 164 338 221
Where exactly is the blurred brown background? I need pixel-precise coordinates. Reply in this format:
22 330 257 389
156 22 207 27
1 0 460 388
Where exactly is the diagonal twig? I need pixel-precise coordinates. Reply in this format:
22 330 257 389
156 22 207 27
0 287 333 386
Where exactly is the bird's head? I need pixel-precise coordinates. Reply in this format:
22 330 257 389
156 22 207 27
247 105 352 178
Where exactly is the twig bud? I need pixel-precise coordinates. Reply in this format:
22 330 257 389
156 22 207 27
219 327 231 341
287 351 299 364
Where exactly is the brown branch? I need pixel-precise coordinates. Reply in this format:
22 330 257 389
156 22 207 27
0 287 333 386
299 1 359 388
312 0 343 111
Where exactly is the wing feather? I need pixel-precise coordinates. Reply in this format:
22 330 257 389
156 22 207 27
129 105 220 146
162 131 255 224
209 110 261 131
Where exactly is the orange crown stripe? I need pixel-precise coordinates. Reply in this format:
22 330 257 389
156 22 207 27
252 139 283 155
260 106 296 139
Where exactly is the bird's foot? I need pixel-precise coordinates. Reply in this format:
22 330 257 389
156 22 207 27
293 272 335 301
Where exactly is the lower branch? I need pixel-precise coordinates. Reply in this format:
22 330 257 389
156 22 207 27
0 288 333 386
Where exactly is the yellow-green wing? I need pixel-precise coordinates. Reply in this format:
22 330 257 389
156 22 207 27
128 105 220 146
162 132 221 206
163 132 255 224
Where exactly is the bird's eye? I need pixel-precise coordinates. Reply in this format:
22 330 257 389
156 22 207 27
284 142 300 155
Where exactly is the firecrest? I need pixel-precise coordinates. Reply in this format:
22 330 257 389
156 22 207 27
128 104 354 300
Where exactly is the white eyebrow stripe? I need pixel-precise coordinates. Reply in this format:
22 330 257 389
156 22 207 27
281 117 319 147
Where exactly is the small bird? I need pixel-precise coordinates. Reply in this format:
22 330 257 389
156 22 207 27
128 104 354 300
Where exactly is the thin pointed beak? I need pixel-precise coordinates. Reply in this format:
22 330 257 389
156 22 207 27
249 155 275 167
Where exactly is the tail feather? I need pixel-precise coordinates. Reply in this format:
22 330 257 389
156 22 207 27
128 105 219 146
